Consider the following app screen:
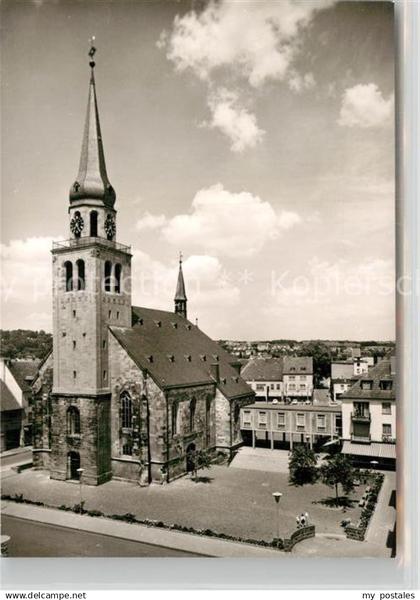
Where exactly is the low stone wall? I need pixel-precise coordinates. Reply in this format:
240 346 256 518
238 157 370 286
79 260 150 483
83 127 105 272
345 524 365 541
1 535 10 556
283 525 315 552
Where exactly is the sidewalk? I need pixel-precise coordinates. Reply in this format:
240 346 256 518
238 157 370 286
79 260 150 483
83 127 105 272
365 472 396 556
0 501 284 558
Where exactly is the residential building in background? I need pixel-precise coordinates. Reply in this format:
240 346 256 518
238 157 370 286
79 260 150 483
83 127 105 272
331 357 373 401
241 357 283 401
0 358 39 451
341 357 396 468
283 357 313 399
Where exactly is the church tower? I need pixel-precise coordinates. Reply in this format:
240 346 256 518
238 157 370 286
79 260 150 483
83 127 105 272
50 42 132 485
174 253 187 319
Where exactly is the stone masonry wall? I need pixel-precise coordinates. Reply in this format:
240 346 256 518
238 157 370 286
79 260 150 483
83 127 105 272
32 353 54 470
49 393 111 485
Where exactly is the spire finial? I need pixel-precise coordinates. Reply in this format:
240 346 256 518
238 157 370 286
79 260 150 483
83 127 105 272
179 250 183 265
89 36 96 69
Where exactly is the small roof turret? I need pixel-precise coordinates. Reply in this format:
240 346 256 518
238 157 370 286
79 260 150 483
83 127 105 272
174 252 187 302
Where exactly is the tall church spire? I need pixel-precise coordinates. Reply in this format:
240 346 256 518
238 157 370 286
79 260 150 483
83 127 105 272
69 38 115 208
174 252 187 319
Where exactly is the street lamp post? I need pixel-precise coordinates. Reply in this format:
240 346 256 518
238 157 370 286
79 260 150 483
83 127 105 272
369 460 379 482
76 467 84 512
305 435 310 449
272 491 283 541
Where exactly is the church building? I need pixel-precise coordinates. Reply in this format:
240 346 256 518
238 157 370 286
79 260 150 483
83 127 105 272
32 47 254 486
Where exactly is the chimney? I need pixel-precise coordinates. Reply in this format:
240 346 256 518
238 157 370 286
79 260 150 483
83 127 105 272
210 363 220 383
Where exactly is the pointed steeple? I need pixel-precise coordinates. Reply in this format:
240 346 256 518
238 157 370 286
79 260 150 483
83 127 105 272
70 39 115 208
174 252 187 319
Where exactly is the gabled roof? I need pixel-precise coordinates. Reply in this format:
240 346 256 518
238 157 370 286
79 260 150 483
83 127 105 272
241 357 283 382
110 306 253 400
0 380 22 412
7 359 40 392
341 358 395 401
283 356 313 375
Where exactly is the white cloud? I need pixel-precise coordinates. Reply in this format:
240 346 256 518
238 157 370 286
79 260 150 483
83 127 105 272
135 212 166 231
288 71 316 94
158 183 301 258
131 250 240 314
160 0 334 151
204 88 265 152
0 237 60 331
1 237 57 303
338 83 394 128
163 0 334 88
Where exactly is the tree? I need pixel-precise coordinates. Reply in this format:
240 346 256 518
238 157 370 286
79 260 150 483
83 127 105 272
288 445 319 486
320 453 356 506
191 449 212 480
297 341 331 386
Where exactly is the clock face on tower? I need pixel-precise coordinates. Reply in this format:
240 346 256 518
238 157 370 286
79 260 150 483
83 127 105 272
70 213 84 238
104 214 116 241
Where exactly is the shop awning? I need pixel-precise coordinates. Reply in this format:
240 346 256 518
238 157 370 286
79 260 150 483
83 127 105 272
342 441 396 459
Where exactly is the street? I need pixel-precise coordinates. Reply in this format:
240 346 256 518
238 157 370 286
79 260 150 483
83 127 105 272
1 515 201 557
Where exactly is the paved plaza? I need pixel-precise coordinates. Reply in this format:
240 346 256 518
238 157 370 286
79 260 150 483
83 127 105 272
2 463 367 543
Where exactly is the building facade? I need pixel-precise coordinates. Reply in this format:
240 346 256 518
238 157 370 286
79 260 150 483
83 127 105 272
283 357 313 399
0 358 39 451
341 357 396 467
240 395 341 451
32 49 254 486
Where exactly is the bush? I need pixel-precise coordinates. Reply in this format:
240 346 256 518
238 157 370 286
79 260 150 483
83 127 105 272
86 509 103 517
72 501 86 514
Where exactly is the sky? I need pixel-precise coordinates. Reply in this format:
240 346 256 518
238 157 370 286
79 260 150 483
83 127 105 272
0 0 395 341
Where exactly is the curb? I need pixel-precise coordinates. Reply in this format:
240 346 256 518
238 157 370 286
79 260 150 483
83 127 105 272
1 502 285 558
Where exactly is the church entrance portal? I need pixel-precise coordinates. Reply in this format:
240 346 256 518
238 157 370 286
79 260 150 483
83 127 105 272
186 443 196 473
67 451 81 480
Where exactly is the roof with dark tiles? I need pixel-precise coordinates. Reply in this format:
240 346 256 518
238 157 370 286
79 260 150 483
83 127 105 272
110 306 254 400
283 356 313 375
8 359 40 392
0 379 22 412
341 357 395 401
241 357 283 381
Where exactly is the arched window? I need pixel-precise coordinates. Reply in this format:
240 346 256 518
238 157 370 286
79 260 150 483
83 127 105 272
64 261 73 292
189 398 196 432
172 402 178 437
120 391 132 429
67 406 80 435
104 260 112 292
76 259 85 291
114 263 122 294
90 211 98 237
